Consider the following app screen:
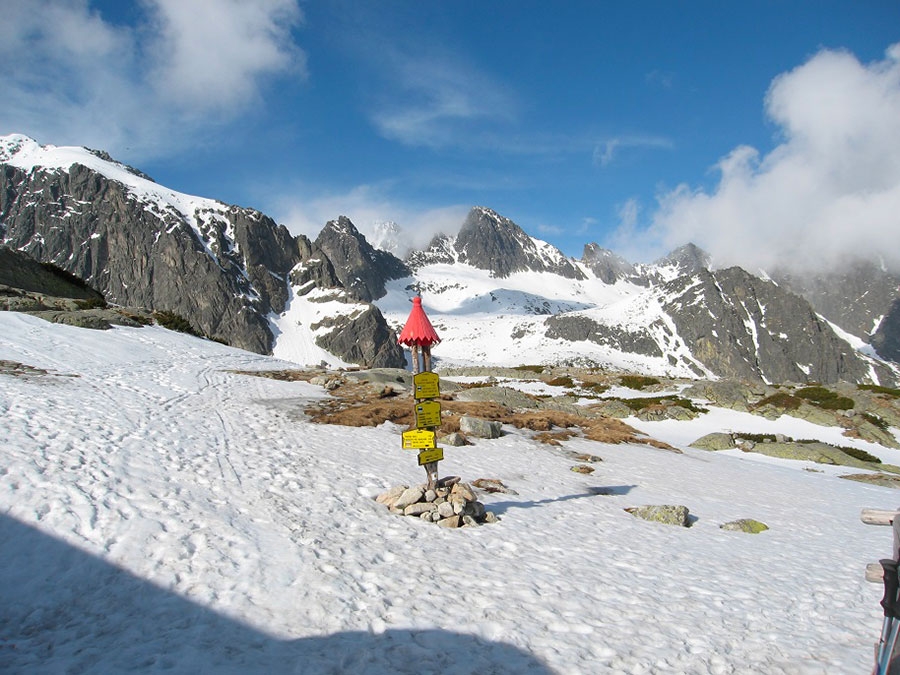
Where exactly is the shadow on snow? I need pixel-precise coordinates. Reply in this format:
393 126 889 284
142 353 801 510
0 514 554 674
486 485 637 516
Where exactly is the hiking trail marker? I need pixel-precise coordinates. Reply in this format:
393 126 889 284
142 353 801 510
397 294 443 489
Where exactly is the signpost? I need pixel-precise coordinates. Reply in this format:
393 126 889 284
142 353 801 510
402 428 437 450
397 294 443 489
414 400 442 428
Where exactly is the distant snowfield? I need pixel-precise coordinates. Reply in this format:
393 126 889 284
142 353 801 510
1 312 898 674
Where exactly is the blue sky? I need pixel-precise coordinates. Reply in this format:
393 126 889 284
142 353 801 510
2 1 900 270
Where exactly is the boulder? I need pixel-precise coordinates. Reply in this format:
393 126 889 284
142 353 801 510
393 485 425 510
375 485 406 507
459 416 502 439
404 502 437 517
625 505 691 527
591 400 634 418
443 432 469 447
689 433 736 451
681 380 753 411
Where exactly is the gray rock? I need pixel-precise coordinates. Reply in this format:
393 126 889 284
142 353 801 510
625 505 691 527
404 502 437 517
720 519 769 534
459 416 502 439
437 501 455 519
393 486 425 510
375 485 406 507
689 433 736 451
443 432 469 447
437 515 462 528
591 399 634 418
423 489 437 503
681 381 753 411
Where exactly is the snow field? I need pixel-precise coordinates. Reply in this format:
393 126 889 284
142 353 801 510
1 312 897 673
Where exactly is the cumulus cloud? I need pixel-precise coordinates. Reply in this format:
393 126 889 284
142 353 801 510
0 0 305 159
612 44 900 273
144 0 305 112
271 183 470 254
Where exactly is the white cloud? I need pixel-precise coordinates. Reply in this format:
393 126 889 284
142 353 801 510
369 50 515 149
592 135 673 167
613 44 900 272
144 0 305 112
270 183 469 254
0 0 305 160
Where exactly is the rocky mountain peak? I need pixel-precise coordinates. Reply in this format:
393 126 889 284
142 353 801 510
655 243 711 274
453 206 585 280
315 216 409 302
581 243 642 285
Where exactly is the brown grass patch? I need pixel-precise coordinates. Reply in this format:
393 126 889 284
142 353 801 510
297 376 676 451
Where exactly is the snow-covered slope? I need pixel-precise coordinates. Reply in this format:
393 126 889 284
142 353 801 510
2 313 892 672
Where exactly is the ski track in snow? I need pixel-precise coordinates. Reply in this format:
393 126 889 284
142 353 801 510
0 312 897 674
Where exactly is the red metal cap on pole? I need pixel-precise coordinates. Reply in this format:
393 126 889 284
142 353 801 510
398 296 441 347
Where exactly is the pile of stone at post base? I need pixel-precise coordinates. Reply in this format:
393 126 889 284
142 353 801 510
375 476 499 528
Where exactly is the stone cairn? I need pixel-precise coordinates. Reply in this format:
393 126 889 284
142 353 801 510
375 476 498 528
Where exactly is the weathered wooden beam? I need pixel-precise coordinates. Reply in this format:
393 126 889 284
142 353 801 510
861 509 900 526
868 562 886 583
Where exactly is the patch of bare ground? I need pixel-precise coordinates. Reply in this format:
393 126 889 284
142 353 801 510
229 369 321 382
292 376 675 450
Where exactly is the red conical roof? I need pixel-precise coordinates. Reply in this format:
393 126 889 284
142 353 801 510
398 296 441 347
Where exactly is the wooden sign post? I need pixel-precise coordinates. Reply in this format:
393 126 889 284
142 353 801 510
397 294 443 489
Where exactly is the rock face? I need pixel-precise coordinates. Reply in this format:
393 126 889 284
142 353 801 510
1 160 298 353
660 266 875 384
872 298 900 363
0 247 104 301
0 135 404 367
776 262 900 353
314 216 409 302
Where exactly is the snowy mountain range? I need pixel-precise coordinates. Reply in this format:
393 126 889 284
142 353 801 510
2 133 899 385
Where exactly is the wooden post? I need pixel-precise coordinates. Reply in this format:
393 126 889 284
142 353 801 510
397 294 442 492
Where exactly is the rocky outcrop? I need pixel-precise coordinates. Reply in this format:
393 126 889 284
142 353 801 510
314 216 409 302
0 247 105 301
312 305 406 368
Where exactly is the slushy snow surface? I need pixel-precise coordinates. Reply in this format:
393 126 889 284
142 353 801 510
0 312 896 673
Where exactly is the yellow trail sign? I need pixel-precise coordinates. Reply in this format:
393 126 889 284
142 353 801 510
413 371 440 399
414 400 441 428
417 448 444 466
402 428 437 450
